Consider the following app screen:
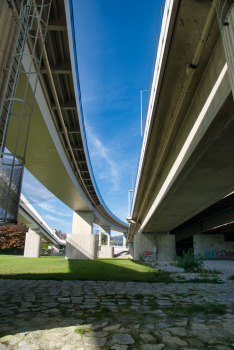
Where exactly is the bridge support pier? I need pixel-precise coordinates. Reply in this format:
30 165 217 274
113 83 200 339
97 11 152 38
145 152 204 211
24 229 42 258
72 211 93 234
65 234 98 259
134 233 175 261
66 211 98 259
123 234 127 249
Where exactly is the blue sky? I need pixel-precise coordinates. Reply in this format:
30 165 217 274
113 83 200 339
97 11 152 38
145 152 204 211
22 0 163 235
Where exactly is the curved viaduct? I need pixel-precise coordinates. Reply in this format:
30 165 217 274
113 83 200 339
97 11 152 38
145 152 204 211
5 0 128 244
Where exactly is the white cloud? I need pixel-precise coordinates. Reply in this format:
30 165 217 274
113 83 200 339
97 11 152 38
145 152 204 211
36 202 72 217
22 181 54 204
43 214 71 226
86 125 121 191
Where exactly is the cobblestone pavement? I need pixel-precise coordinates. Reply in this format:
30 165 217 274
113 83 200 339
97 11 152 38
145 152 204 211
1 279 234 349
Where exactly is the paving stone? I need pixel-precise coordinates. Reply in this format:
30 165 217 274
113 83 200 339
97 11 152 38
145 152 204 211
104 324 121 331
162 336 188 346
168 327 187 336
111 345 128 350
85 331 108 337
84 336 107 346
113 334 135 345
42 302 59 307
141 345 165 350
157 323 172 329
140 333 158 342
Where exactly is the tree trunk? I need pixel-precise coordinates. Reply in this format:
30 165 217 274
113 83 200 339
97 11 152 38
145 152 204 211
14 246 17 255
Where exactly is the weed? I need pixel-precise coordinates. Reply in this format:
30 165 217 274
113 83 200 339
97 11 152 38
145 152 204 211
134 293 144 300
228 275 234 281
138 253 145 263
203 302 226 315
175 249 204 272
75 328 86 334
148 267 174 283
183 304 205 314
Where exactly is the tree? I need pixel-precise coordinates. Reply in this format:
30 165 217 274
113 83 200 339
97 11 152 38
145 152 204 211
101 233 107 245
112 239 116 246
0 221 28 254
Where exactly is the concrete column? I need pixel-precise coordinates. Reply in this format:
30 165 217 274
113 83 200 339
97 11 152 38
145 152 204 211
65 234 99 259
129 242 134 259
24 229 42 258
123 234 127 249
99 228 102 246
72 211 93 234
101 226 111 246
220 4 234 98
134 233 175 261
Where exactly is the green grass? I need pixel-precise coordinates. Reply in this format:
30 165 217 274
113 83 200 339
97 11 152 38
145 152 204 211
0 255 173 282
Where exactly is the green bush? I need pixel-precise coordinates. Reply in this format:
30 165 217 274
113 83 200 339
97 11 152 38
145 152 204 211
175 248 204 272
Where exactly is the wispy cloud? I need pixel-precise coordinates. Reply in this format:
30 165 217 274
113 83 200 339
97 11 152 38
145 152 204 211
22 181 54 204
43 214 71 226
86 125 121 191
36 202 72 217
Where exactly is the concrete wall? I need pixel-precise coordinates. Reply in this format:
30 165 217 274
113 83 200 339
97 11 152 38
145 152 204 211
24 229 42 258
65 233 98 259
98 246 114 258
72 211 93 234
194 234 234 259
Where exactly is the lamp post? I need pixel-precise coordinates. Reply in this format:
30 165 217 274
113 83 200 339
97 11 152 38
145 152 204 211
128 190 134 216
140 90 149 137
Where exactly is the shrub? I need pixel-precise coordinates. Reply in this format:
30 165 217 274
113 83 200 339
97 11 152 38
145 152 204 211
175 248 204 272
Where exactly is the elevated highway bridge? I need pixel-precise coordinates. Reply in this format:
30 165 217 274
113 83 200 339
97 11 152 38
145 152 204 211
0 0 128 258
127 0 234 260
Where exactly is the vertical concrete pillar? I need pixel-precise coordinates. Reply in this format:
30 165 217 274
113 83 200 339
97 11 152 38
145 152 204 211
219 4 234 98
72 211 93 234
24 229 42 258
123 234 127 249
101 226 111 246
129 242 134 259
99 228 102 246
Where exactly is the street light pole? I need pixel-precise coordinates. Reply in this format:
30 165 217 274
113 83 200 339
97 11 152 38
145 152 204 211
128 190 134 216
140 90 149 137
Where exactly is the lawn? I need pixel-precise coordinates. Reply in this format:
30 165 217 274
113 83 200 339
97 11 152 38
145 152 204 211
0 255 173 283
